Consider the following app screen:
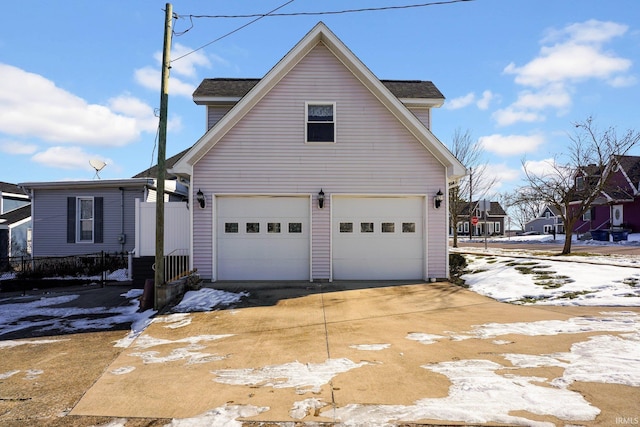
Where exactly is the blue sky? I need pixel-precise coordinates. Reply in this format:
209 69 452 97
1 0 639 196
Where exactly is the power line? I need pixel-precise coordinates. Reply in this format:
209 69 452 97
171 0 474 63
185 0 474 19
171 0 296 63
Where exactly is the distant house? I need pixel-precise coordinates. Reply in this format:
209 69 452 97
171 22 465 281
525 205 564 235
19 178 187 258
0 182 31 258
452 201 507 237
571 155 640 235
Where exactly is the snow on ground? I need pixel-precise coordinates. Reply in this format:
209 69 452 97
460 251 640 305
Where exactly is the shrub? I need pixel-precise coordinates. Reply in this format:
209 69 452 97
449 253 468 286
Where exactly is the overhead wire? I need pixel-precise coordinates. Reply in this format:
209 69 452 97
186 0 474 19
170 0 474 63
171 0 296 63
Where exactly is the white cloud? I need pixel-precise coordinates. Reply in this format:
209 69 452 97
492 108 544 127
137 42 216 98
444 92 475 110
134 66 197 98
522 158 558 177
445 90 494 111
0 64 155 146
505 43 631 87
476 90 494 110
497 20 633 126
0 140 37 155
31 146 111 171
479 134 545 156
158 43 211 78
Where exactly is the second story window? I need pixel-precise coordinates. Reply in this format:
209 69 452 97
576 176 585 191
306 103 335 143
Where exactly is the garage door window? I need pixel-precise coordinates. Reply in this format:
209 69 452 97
402 222 416 233
289 222 302 233
225 222 239 233
361 222 374 233
247 223 260 233
268 223 281 233
382 222 395 233
339 222 353 233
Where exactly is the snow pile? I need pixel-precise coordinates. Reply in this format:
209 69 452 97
172 288 249 313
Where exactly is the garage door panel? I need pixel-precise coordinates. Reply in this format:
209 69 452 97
217 197 309 280
332 197 425 280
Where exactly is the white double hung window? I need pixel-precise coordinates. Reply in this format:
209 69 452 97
78 197 94 242
306 102 335 143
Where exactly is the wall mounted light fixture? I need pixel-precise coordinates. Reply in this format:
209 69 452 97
196 189 206 209
318 189 325 209
434 189 444 209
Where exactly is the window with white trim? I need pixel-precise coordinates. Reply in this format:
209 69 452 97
78 197 94 242
306 102 335 143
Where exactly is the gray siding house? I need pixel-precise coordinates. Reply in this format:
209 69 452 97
525 205 564 234
19 179 187 257
172 22 466 281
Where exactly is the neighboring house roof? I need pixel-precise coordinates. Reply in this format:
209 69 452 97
193 78 445 106
459 201 507 217
0 204 30 227
20 178 157 190
132 148 190 179
174 22 465 179
0 181 24 195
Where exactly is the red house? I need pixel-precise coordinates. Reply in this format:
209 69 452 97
572 155 640 239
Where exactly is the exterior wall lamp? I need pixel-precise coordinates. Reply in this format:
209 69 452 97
196 189 206 209
318 189 325 209
434 189 444 209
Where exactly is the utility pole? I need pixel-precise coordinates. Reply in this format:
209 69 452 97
155 3 172 310
468 167 473 241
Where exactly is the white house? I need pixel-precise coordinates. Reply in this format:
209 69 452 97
172 22 466 282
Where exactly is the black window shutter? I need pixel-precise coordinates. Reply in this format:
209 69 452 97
95 197 104 243
67 197 76 243
591 207 596 220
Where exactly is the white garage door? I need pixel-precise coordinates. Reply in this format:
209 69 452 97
332 196 425 280
217 196 310 280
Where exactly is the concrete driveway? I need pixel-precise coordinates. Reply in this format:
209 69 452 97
69 281 639 426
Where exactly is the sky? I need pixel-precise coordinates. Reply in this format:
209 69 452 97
1 0 639 196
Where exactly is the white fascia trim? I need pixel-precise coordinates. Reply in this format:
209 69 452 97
399 98 444 108
193 96 242 105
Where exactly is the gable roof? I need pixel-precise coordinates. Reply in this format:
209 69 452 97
460 201 507 217
0 181 26 196
173 22 465 179
193 78 444 106
0 204 30 226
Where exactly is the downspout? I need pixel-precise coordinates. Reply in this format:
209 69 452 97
119 187 125 253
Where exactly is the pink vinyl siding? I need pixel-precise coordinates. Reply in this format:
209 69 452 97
192 43 447 280
206 105 234 130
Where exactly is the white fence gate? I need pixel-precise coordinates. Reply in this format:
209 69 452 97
134 200 190 257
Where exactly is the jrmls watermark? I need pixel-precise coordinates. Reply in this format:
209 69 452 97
616 416 639 425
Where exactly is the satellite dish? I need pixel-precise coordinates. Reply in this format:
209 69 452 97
89 159 107 179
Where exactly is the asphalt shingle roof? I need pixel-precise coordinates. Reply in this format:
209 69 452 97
193 78 444 100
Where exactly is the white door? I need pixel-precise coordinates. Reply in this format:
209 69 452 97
217 196 310 280
612 204 623 227
332 196 425 280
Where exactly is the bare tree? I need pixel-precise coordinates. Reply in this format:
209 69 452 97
520 117 640 254
500 189 543 231
447 128 496 247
